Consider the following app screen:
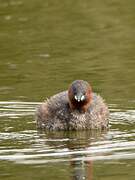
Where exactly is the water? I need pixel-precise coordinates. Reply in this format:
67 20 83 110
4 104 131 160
0 0 135 179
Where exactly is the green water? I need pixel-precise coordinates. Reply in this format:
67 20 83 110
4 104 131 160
0 0 135 179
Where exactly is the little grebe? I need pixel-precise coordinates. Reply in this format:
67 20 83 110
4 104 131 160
36 80 109 130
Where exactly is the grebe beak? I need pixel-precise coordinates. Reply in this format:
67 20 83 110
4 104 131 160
74 94 85 102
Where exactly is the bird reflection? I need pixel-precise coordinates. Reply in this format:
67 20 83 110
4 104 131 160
70 159 93 180
38 130 107 180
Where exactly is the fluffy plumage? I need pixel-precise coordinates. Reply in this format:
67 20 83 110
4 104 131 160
36 80 109 130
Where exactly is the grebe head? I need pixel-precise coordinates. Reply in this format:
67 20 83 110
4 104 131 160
68 80 92 112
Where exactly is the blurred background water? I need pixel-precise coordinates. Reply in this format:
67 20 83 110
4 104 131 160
0 0 135 179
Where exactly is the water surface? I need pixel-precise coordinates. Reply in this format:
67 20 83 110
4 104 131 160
0 0 135 179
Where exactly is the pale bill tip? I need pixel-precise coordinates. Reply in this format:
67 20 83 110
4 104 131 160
74 95 85 102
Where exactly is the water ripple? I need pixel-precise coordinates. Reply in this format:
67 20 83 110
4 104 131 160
0 101 135 165
0 139 135 164
0 101 40 117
